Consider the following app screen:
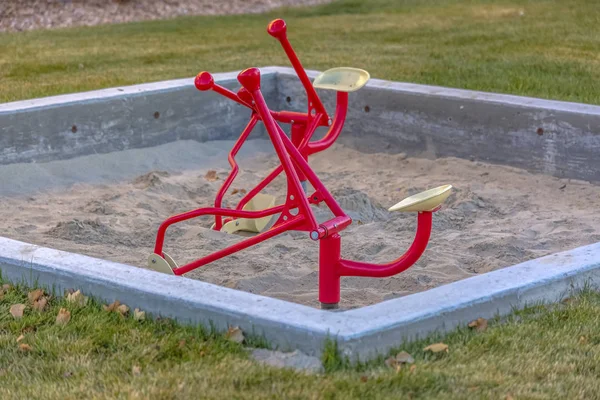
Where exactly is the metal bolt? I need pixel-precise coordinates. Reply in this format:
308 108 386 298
151 258 156 264
236 221 240 226
290 195 294 200
328 118 332 126
310 231 319 240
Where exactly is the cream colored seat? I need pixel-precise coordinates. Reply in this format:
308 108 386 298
148 252 177 274
212 193 277 234
389 185 452 212
313 67 370 92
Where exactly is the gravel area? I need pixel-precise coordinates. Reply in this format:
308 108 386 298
0 0 332 32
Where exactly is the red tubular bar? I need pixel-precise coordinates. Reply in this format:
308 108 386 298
339 212 433 278
175 215 304 275
239 67 319 231
317 212 434 305
307 92 348 155
154 205 285 256
213 115 259 230
267 19 328 120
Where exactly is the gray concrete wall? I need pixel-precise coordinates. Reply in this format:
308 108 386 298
0 69 278 165
276 68 600 182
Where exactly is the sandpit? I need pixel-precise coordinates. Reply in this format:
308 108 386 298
2 138 600 309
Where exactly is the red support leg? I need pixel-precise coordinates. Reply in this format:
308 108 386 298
319 233 342 309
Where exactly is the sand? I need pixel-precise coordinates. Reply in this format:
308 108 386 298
2 139 600 309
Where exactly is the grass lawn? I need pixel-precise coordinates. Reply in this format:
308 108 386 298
1 279 600 399
0 0 599 104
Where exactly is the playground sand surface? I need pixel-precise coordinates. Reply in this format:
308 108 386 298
2 139 600 309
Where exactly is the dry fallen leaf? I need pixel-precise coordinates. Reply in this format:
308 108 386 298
360 375 368 382
132 365 142 376
423 343 449 354
16 334 25 343
410 365 417 373
225 326 245 344
395 351 415 364
21 326 35 334
66 290 88 307
240 189 247 194
18 343 32 352
468 318 488 332
384 356 398 369
104 300 120 312
506 395 514 400
10 304 26 319
231 188 239 195
32 297 48 312
579 336 588 345
0 290 4 301
178 339 186 349
56 308 71 325
2 284 12 292
28 289 44 304
133 308 146 321
204 170 218 182
116 304 129 316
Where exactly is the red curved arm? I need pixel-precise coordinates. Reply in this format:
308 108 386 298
267 19 329 122
338 212 433 278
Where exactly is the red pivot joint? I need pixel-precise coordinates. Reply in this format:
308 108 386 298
238 68 261 92
237 87 253 105
267 19 287 39
195 71 214 91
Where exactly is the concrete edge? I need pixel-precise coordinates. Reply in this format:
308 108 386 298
272 66 600 116
336 242 600 359
0 236 357 355
1 235 599 360
6 65 598 117
0 66 281 114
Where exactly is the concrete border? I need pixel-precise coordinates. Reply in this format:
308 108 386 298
2 236 599 360
0 67 278 165
2 68 600 360
276 67 600 182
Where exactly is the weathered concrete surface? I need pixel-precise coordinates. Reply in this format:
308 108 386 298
276 67 600 182
2 236 599 361
0 68 278 165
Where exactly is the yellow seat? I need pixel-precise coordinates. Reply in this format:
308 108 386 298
389 185 452 212
148 252 177 275
313 67 370 92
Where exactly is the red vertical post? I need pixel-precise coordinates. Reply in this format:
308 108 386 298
319 234 341 309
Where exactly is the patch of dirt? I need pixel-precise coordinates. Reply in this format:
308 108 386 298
0 0 333 32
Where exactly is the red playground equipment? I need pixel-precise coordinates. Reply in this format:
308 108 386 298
148 19 452 309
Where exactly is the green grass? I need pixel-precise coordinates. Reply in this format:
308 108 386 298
2 277 600 399
0 0 599 104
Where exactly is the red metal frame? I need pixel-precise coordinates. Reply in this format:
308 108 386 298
151 19 441 308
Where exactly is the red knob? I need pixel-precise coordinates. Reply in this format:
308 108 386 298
237 68 261 92
194 71 214 91
267 19 287 39
237 87 253 105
